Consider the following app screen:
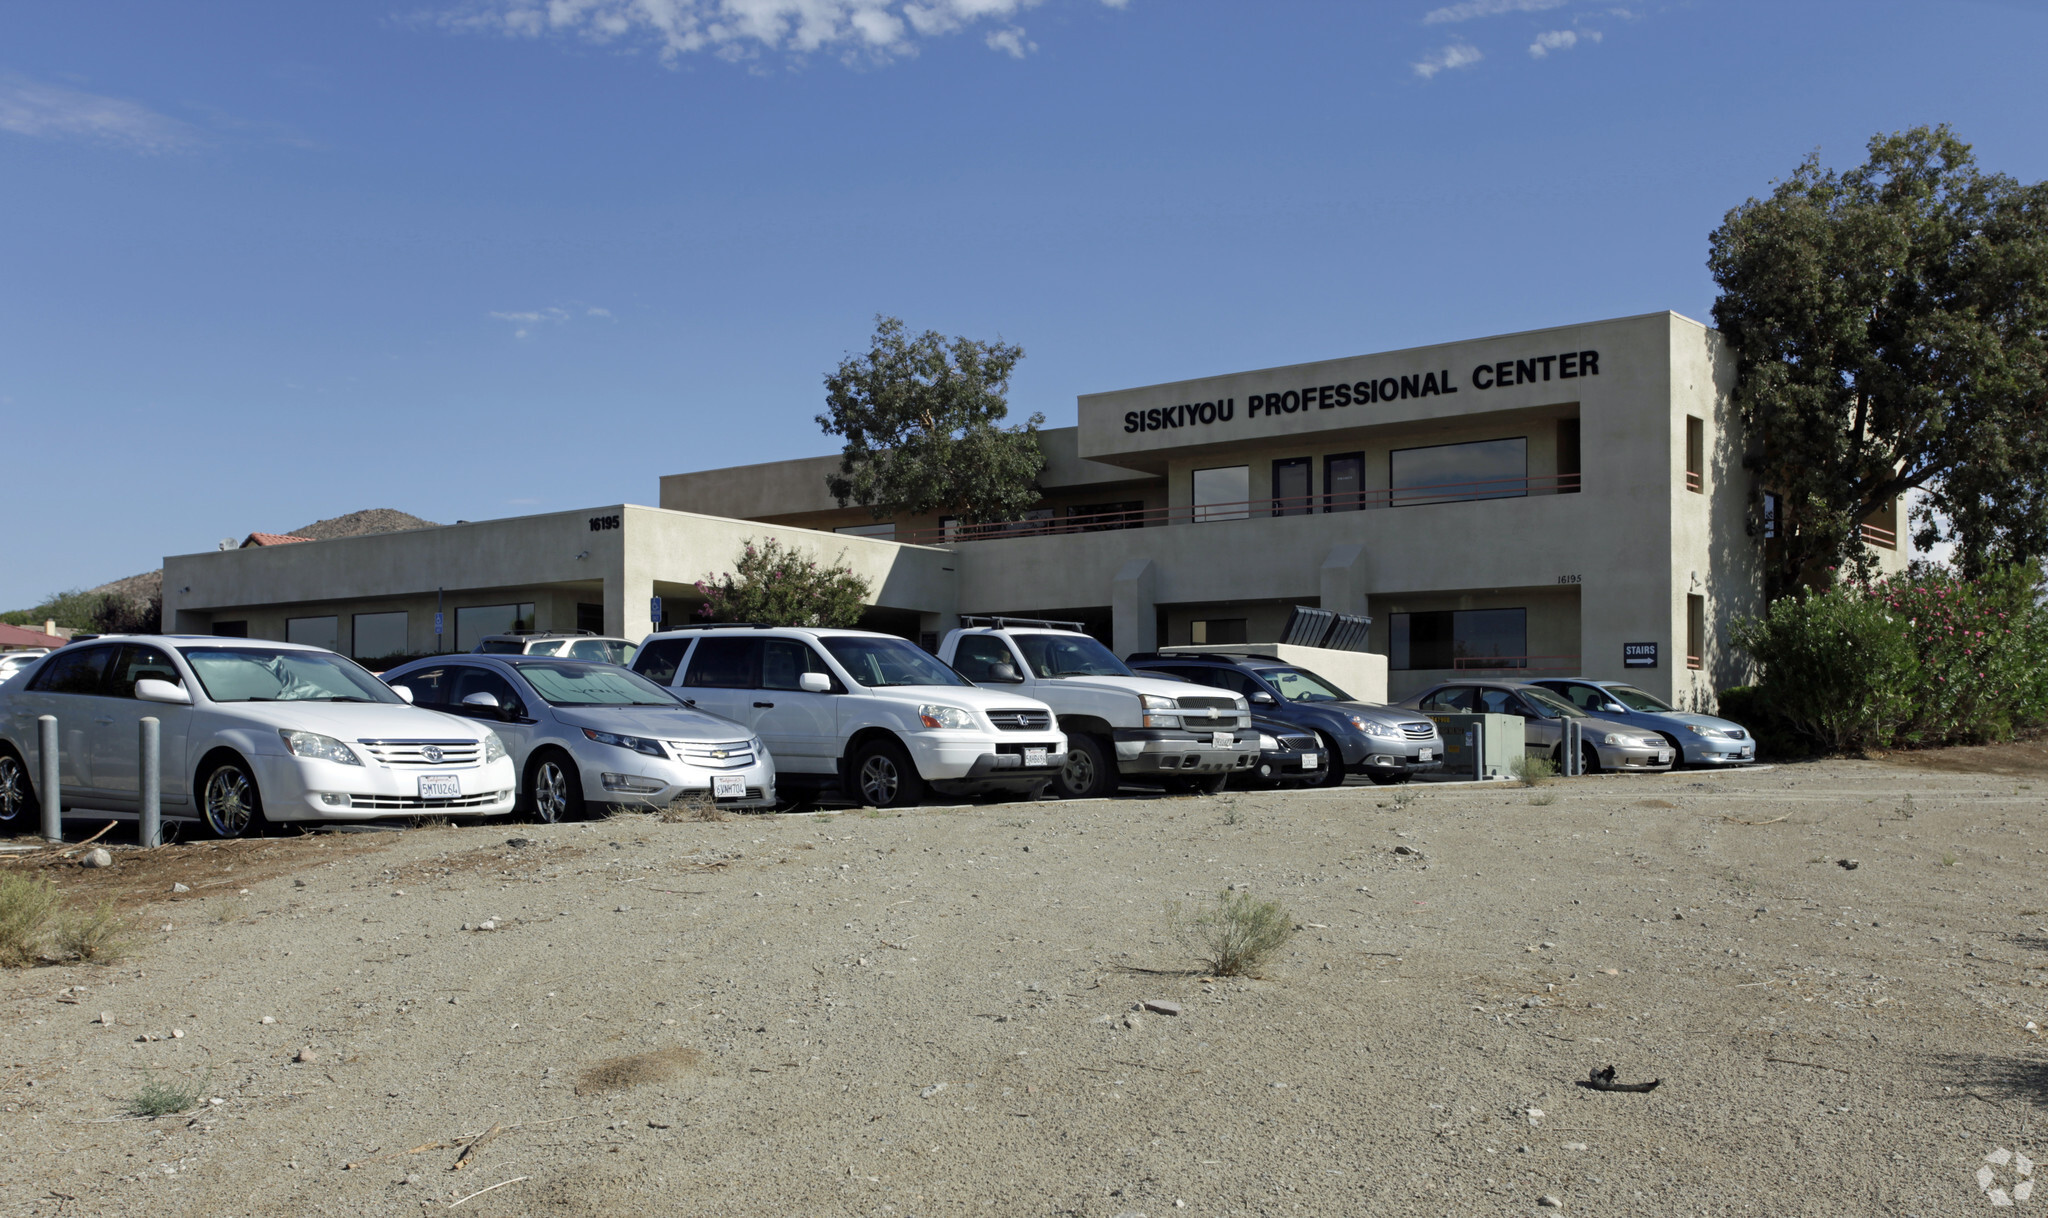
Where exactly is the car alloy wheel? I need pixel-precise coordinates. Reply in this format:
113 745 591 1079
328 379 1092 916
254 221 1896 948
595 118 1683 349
203 763 259 838
858 754 902 806
0 752 29 824
1058 747 1095 797
533 760 570 823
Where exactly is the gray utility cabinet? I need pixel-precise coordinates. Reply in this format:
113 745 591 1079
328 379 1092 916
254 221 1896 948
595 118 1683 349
1423 712 1526 781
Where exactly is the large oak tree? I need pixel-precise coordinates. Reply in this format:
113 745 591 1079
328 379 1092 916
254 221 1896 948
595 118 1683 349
817 316 1045 526
1708 125 2048 596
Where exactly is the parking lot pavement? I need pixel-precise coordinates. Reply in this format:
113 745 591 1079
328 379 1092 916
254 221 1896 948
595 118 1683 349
2 753 2043 1216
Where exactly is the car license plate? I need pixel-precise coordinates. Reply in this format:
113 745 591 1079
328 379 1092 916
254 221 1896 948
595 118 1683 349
1211 732 1232 748
1740 746 1753 757
1024 747 1048 768
712 775 746 799
1300 752 1319 769
1418 749 1433 762
1657 750 1673 764
418 774 459 799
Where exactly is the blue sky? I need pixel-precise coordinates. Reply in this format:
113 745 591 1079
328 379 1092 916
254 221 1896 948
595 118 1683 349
2 0 2044 608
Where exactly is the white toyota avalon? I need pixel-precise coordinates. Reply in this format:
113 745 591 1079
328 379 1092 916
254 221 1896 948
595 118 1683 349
0 636 517 837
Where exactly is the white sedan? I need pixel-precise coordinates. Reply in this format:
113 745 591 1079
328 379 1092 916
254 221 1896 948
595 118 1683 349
0 636 517 837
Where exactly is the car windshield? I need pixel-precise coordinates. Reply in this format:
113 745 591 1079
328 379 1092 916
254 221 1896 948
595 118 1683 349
1260 666 1351 702
1013 633 1132 679
516 662 679 706
1521 687 1586 718
180 648 403 703
565 638 637 665
822 637 967 688
1605 684 1674 713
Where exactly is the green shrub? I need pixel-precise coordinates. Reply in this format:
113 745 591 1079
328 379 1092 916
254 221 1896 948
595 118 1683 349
130 1076 203 1118
1732 566 2048 754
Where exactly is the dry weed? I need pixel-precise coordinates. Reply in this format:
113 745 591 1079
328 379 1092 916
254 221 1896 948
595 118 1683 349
0 873 61 968
1168 889 1295 978
52 900 136 964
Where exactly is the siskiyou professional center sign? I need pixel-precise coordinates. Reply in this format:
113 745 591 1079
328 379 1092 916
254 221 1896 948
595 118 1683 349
1119 347 1601 435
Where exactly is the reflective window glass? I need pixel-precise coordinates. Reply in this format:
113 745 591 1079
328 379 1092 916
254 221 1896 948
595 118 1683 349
683 638 761 688
1192 466 1250 522
107 645 182 699
30 646 115 695
1389 437 1527 506
762 639 836 691
951 635 1018 682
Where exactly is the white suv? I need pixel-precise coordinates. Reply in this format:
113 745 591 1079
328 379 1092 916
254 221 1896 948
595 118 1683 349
631 626 1065 807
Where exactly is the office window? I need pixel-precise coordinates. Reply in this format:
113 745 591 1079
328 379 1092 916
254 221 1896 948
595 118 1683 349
1687 595 1705 670
1685 416 1705 493
577 602 604 634
1192 465 1250 522
1001 508 1055 535
286 616 339 652
835 521 896 540
939 516 960 541
1324 452 1365 512
1557 419 1581 494
212 621 248 638
1271 458 1311 516
454 602 534 652
352 611 408 661
1389 608 1527 670
1389 437 1527 506
1190 618 1246 645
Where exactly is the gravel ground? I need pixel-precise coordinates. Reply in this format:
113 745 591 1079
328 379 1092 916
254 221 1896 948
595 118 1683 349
2 756 2046 1217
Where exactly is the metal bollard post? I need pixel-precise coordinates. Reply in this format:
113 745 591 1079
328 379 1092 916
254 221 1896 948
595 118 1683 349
38 714 60 842
1470 723 1484 781
139 717 161 849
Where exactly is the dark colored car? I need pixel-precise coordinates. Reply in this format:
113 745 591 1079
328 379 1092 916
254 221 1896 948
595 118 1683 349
1240 714 1330 789
1126 652 1443 786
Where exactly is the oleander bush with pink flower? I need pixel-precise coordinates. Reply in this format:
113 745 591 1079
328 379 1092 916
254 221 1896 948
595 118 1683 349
1728 566 2048 755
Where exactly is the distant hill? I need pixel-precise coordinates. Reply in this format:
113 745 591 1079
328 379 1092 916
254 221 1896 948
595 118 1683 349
83 509 443 609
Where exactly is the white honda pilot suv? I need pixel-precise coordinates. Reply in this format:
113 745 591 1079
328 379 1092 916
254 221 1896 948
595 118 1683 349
632 626 1065 807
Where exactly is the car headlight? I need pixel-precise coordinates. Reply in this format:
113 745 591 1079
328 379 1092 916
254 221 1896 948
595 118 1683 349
1351 716 1402 739
916 704 976 730
1139 693 1181 729
279 729 363 766
1688 725 1732 740
482 731 507 763
1140 694 1177 711
582 727 666 757
1257 734 1279 750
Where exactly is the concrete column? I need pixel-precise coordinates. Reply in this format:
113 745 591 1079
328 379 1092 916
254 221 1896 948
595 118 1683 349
1319 543 1370 620
1111 558 1157 657
604 554 656 640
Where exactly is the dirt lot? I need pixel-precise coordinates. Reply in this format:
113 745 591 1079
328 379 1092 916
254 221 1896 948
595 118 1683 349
2 755 2046 1217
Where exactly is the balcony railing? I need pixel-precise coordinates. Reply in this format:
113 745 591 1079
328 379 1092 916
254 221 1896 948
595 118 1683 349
1446 654 1583 674
1860 521 1897 550
897 472 1584 546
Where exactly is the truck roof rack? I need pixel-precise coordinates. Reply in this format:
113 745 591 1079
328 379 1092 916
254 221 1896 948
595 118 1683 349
958 615 1087 632
651 622 774 631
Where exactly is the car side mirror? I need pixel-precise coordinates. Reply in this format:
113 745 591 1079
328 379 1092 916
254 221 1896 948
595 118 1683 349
135 678 191 706
1603 701 1627 714
391 685 415 704
986 662 1025 684
799 671 832 693
1249 691 1275 705
461 691 500 711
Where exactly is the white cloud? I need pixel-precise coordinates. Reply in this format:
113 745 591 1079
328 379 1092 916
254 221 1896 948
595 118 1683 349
1423 0 1565 24
426 0 1123 64
1412 42 1483 79
1528 28 1599 56
585 306 613 317
488 306 574 339
985 25 1036 57
0 75 199 154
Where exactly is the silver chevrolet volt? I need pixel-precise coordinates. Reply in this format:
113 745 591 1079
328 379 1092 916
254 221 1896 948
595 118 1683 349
381 655 776 820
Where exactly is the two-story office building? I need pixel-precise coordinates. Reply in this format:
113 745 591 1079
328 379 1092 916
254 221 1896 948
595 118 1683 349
161 311 1906 707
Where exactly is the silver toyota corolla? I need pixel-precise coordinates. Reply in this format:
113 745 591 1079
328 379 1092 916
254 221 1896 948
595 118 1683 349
380 655 776 820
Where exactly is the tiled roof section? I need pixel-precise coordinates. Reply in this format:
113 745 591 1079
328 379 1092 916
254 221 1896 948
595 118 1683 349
240 533 314 548
0 623 66 649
